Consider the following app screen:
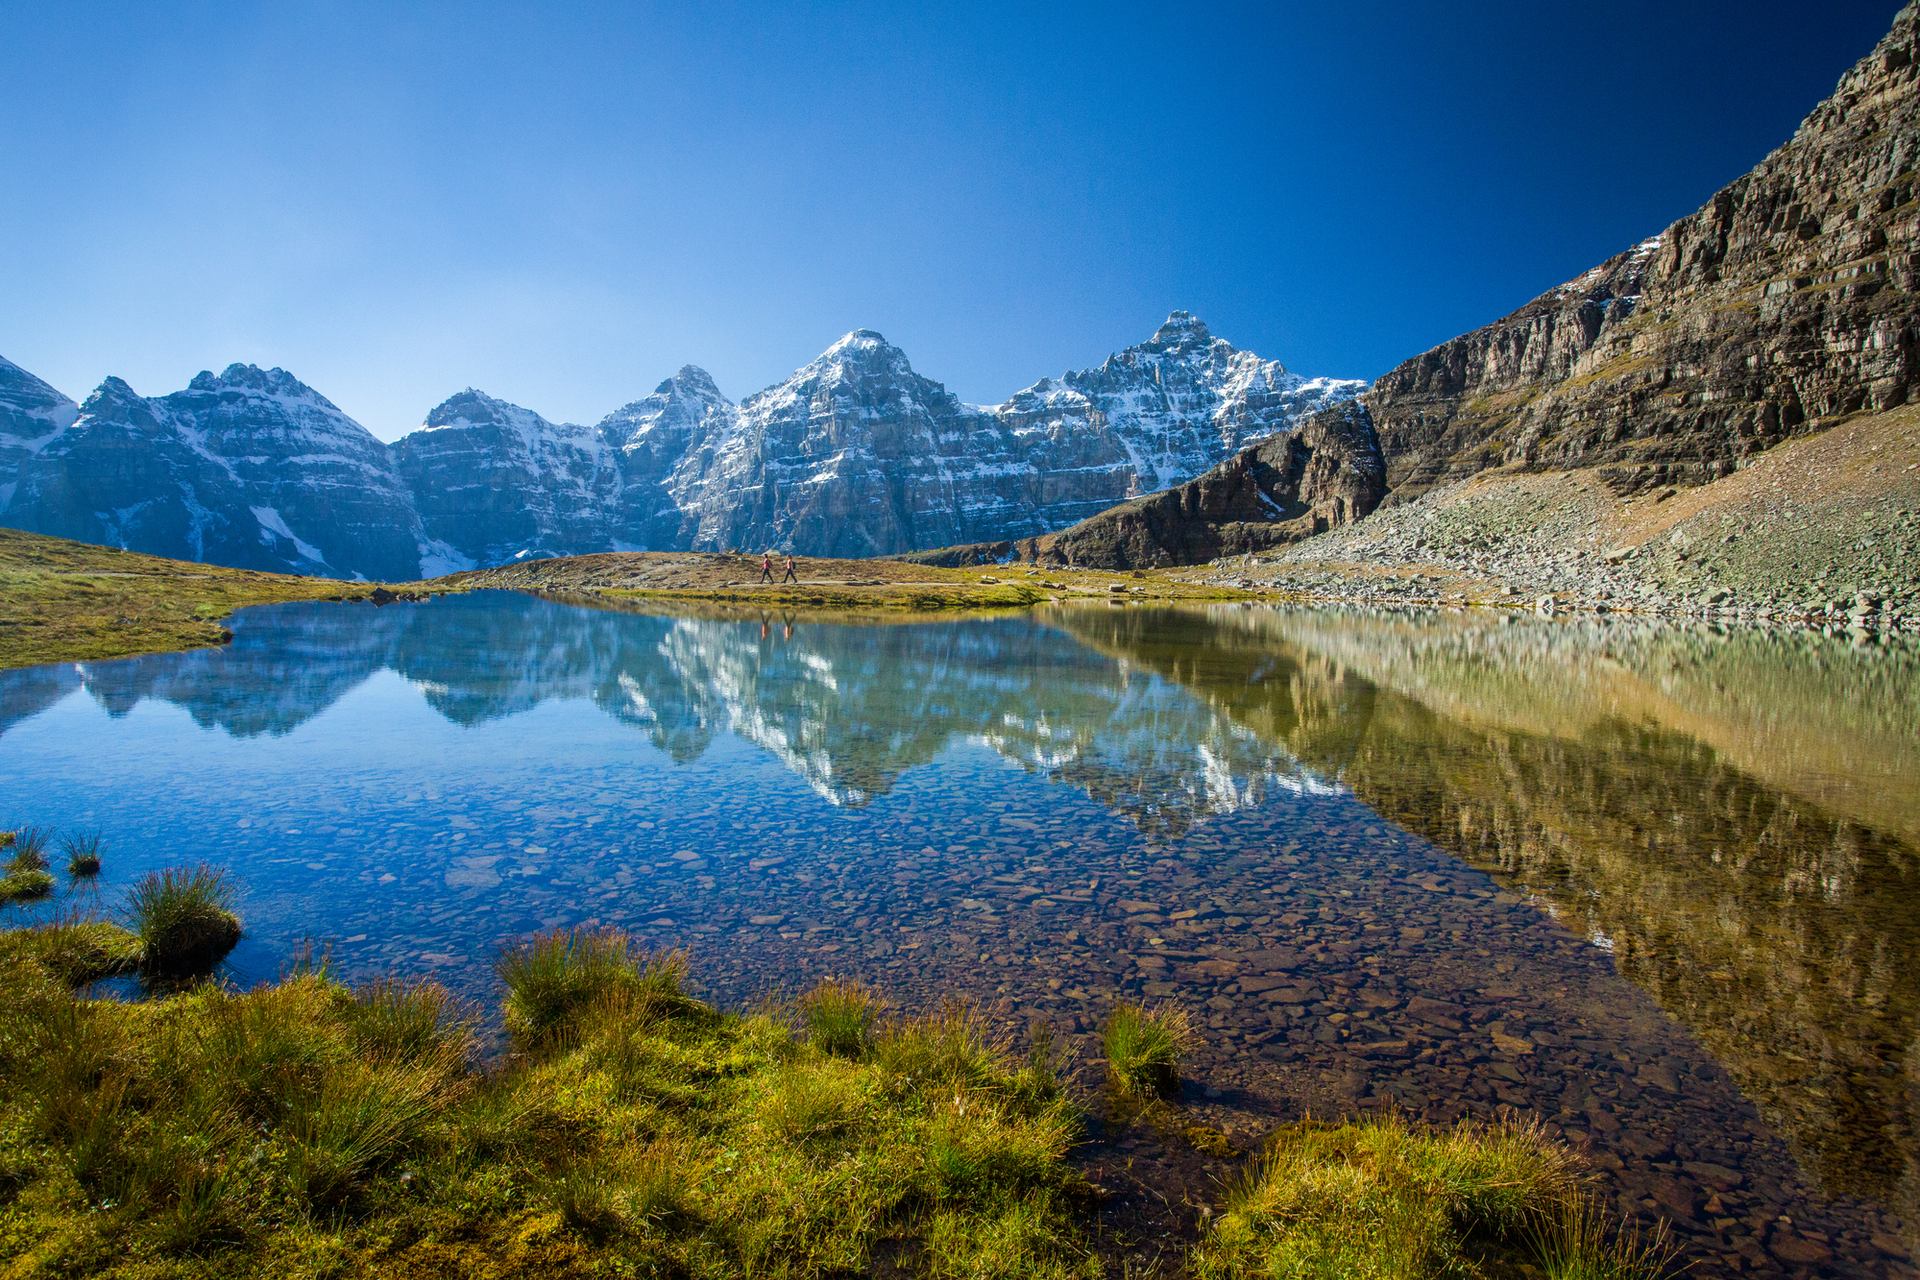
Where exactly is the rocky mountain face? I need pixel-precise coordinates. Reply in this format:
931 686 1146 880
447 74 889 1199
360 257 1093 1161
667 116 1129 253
392 389 623 573
0 314 1361 575
608 315 1364 558
911 401 1388 569
1017 3 1920 569
0 357 77 512
5 365 424 580
1370 1 1919 501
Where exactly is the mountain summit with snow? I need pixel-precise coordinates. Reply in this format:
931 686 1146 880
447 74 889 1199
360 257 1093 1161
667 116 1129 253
0 314 1364 575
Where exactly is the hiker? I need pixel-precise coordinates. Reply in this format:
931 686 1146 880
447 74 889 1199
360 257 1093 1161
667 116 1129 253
760 551 774 583
782 552 798 583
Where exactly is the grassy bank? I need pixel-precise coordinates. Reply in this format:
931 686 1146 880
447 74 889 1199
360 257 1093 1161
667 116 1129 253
0 528 386 670
0 531 1265 672
0 923 1098 1279
448 550 1255 617
0 901 1672 1278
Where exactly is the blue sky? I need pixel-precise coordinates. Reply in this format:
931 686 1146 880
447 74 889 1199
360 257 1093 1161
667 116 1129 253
0 1 1901 440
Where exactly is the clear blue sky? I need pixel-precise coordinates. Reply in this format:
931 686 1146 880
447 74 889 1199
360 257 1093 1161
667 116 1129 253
0 1 1901 439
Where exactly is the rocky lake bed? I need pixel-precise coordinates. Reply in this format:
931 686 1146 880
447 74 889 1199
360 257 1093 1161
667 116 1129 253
4 591 1916 1276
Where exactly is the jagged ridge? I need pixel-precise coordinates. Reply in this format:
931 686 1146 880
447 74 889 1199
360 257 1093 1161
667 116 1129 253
0 313 1361 575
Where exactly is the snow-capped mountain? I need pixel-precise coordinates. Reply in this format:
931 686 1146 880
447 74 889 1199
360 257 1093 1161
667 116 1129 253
0 313 1363 574
393 389 623 574
0 356 79 511
6 364 422 579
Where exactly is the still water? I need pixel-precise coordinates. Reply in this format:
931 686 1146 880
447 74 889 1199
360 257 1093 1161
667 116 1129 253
2 592 1916 1277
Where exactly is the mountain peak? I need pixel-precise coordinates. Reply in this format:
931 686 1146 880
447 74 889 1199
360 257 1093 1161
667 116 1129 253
1149 310 1214 347
805 328 915 381
0 355 79 424
662 365 726 399
829 328 893 351
186 363 326 404
423 388 515 428
81 375 143 412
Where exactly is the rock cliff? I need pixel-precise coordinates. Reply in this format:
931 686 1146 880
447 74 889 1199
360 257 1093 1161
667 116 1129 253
913 401 1387 569
1370 2 1919 499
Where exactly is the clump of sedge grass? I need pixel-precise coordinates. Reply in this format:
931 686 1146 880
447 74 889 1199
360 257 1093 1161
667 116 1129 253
1191 1113 1668 1280
0 917 143 985
283 1064 443 1209
62 832 102 878
1530 1189 1679 1280
128 865 241 976
799 977 881 1058
0 867 55 904
63 835 102 880
497 927 691 1049
0 827 56 903
347 978 475 1068
1101 1000 1194 1097
7 826 50 872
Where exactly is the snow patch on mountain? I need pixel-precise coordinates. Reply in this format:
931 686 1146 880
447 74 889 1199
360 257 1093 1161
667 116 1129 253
1 312 1365 573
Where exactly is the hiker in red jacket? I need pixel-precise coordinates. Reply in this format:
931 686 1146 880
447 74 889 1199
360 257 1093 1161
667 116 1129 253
760 551 774 583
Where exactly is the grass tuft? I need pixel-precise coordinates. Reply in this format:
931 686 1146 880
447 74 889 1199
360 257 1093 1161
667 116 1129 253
63 831 103 878
799 977 881 1058
498 927 692 1049
128 865 241 975
7 825 51 872
1100 1000 1194 1097
1530 1191 1680 1280
347 977 475 1068
1190 1113 1672 1280
0 917 143 985
0 867 56 904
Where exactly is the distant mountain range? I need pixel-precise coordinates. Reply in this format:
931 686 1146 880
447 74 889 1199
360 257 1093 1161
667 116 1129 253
0 313 1362 577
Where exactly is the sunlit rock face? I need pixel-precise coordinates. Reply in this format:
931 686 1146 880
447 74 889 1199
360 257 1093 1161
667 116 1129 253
4 365 422 580
1365 4 1920 500
0 314 1361 573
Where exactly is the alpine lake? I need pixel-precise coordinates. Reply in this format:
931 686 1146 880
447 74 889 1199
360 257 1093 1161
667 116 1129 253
2 590 1916 1278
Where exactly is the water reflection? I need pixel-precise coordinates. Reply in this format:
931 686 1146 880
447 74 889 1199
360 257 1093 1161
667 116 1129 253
2 595 1328 827
1052 605 1920 1238
3 593 1916 1273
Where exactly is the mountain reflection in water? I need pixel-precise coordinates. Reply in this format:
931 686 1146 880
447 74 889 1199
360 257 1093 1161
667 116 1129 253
3 592 1916 1270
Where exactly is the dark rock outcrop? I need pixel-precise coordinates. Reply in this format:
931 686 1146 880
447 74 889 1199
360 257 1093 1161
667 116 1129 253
1370 3 1920 499
911 401 1387 569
